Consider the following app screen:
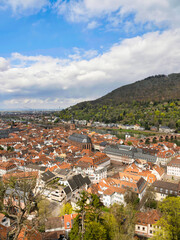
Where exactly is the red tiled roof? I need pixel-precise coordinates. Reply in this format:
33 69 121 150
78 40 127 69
18 226 42 240
64 214 78 229
3 171 38 182
135 209 161 226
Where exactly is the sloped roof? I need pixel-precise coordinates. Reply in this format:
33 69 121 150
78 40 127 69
69 133 91 144
42 231 65 240
68 179 78 191
68 174 91 192
45 217 64 231
18 226 42 240
152 180 179 191
41 170 55 182
135 209 161 226
84 176 91 185
64 186 71 195
167 157 180 167
104 144 157 163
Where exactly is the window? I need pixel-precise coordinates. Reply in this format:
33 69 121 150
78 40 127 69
143 227 145 231
150 230 152 234
138 226 140 230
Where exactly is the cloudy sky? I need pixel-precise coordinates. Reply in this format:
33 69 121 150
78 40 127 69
0 0 180 110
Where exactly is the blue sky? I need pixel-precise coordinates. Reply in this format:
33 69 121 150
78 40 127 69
0 0 180 110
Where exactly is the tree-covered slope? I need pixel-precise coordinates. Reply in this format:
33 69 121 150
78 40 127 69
59 73 180 129
97 73 180 104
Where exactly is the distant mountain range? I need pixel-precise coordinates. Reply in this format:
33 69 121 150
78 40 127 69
59 73 180 128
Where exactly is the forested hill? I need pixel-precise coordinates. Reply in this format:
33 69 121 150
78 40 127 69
59 73 180 128
96 73 180 104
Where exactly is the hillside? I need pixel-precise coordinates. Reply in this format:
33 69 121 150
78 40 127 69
59 73 180 129
96 73 180 104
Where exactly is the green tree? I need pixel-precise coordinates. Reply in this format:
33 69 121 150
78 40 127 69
103 203 136 240
69 191 107 240
123 204 136 240
109 203 126 239
152 197 180 240
145 138 150 144
102 212 119 240
144 186 157 209
7 146 14 152
69 215 82 240
84 221 107 240
60 202 73 216
127 141 132 146
176 119 180 128
0 145 4 150
124 188 139 207
37 198 51 232
0 180 5 211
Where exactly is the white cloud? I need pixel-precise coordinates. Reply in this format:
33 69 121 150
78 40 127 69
0 57 9 71
55 0 180 29
3 97 93 109
87 21 100 29
0 0 49 15
68 48 98 60
1 29 180 109
54 0 87 22
1 0 180 29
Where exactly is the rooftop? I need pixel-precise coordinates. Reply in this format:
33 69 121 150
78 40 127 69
69 133 91 144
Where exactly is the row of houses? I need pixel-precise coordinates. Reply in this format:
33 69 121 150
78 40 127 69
103 143 178 166
0 119 179 239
